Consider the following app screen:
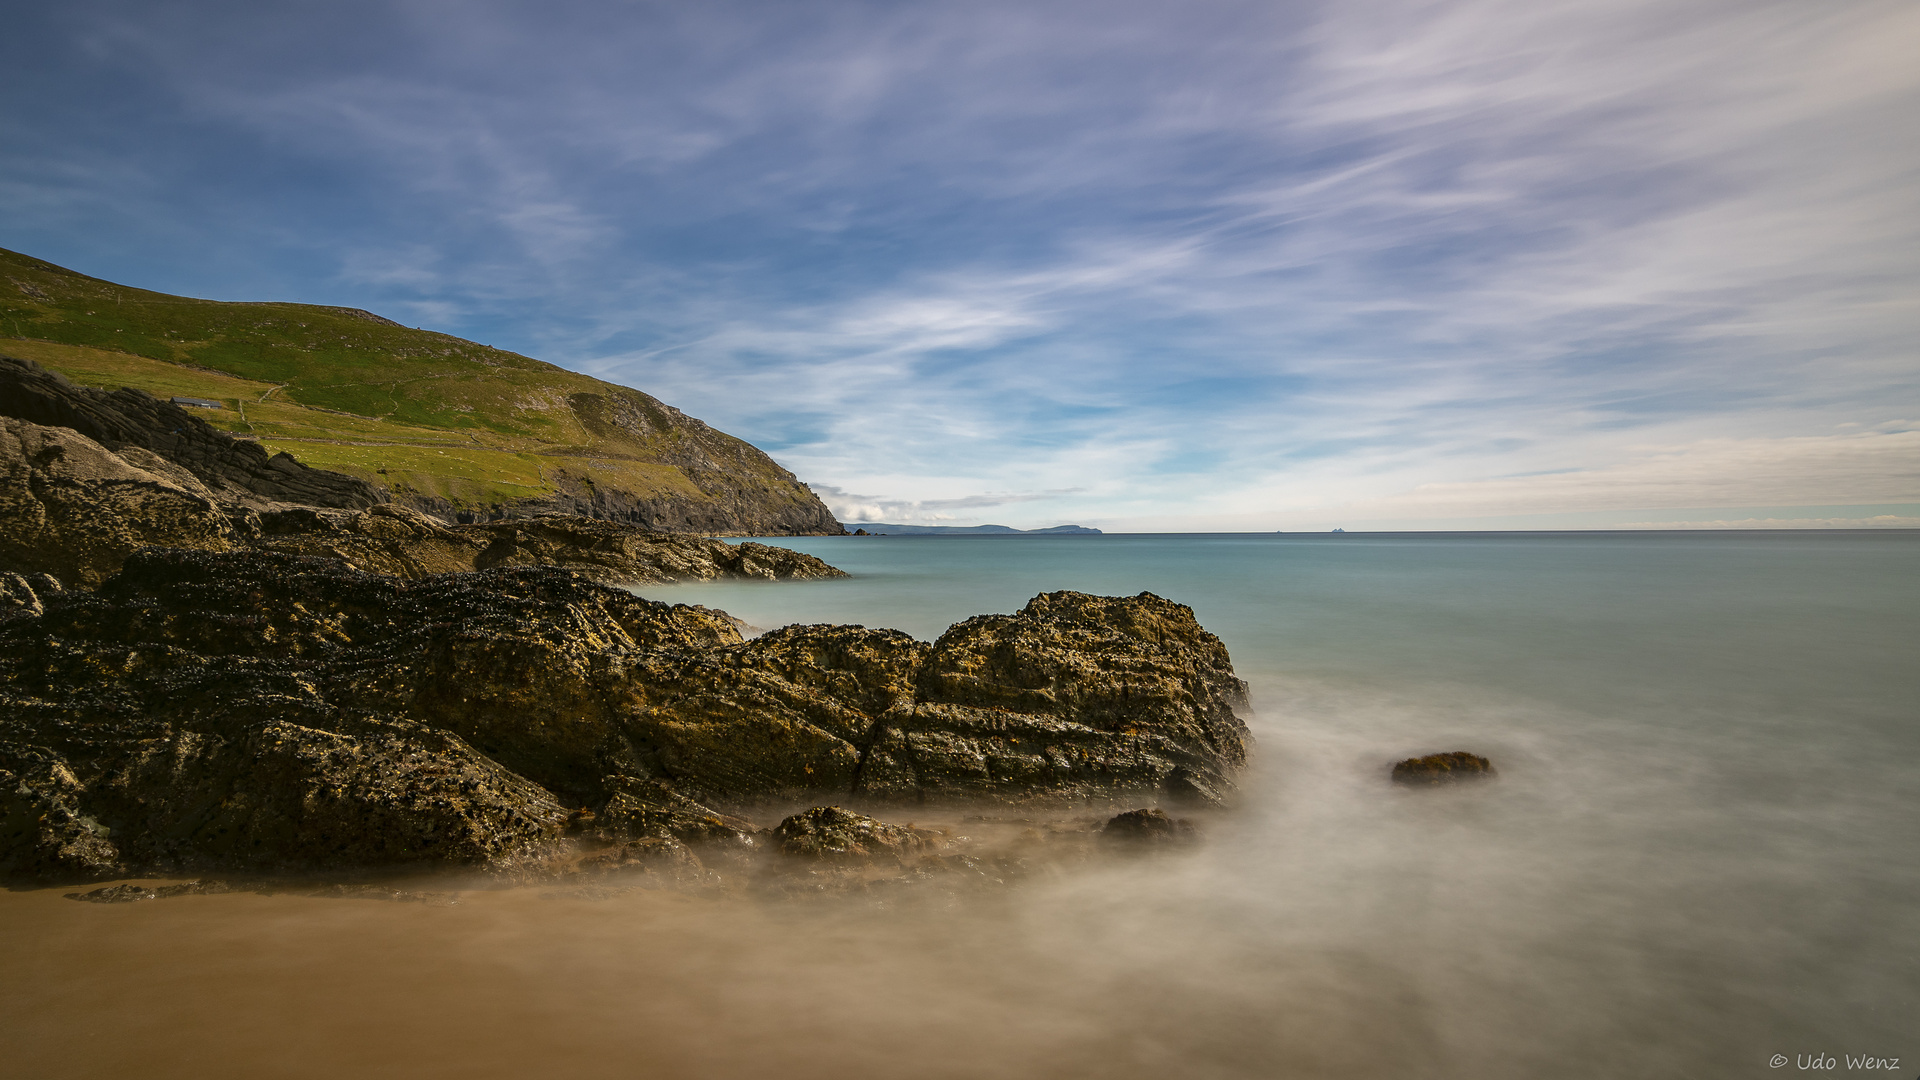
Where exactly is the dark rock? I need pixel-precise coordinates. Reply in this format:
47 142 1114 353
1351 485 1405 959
0 744 122 879
859 591 1252 806
586 775 759 847
571 835 704 880
0 416 245 585
771 806 938 861
0 553 1251 881
452 516 847 585
1391 751 1496 786
255 503 484 578
0 355 386 510
64 879 235 903
1100 807 1198 845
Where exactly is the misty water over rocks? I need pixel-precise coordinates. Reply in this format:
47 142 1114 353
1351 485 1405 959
4 532 1914 1078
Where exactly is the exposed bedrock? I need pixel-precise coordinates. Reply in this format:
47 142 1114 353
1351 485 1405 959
0 418 846 586
0 551 1251 880
259 504 848 585
0 355 387 510
0 416 245 586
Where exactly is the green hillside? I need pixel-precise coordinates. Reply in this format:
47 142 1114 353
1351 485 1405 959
0 247 839 532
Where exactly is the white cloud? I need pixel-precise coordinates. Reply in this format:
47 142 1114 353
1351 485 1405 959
11 0 1918 527
1618 515 1920 529
1369 430 1920 516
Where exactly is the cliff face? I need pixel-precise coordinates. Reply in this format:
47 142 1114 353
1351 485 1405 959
0 246 843 534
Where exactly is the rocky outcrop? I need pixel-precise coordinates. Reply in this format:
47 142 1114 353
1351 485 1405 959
254 504 847 585
861 591 1252 806
456 516 846 584
0 551 1250 881
0 417 846 586
1391 751 1495 785
0 416 245 586
771 806 938 860
0 356 386 510
499 460 844 536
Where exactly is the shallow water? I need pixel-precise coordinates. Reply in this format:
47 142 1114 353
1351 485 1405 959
5 531 1916 1078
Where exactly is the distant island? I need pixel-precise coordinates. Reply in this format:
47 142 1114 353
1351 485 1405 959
847 523 1102 536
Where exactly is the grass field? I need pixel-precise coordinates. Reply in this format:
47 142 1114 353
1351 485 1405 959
1 247 805 513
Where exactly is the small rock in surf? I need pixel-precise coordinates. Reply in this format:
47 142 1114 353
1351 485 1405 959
1100 808 1198 846
1390 751 1495 785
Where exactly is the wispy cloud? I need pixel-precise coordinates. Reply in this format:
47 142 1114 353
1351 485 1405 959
1618 515 1920 529
2 0 1915 526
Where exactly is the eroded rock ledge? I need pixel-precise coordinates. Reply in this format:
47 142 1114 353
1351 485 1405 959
0 550 1251 883
0 412 844 587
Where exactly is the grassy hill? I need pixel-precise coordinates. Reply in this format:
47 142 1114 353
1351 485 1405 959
0 247 840 534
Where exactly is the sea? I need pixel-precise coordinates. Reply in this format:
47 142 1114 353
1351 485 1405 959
3 530 1915 1079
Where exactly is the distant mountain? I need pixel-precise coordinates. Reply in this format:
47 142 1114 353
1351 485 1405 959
846 523 1102 535
0 246 842 534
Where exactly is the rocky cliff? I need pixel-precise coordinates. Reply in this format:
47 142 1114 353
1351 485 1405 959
0 408 844 587
0 551 1251 882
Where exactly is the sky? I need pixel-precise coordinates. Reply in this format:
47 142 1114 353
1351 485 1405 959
2 0 1916 530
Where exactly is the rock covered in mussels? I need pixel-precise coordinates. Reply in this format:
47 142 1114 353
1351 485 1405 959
0 550 1251 881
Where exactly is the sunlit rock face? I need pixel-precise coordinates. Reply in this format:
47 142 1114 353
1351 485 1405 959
0 551 1251 881
869 591 1252 806
0 416 245 587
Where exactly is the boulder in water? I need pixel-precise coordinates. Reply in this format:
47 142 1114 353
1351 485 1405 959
1391 751 1496 785
1100 807 1198 845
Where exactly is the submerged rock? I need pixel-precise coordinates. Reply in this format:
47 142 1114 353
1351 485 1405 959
0 551 1252 882
1100 807 1198 846
1390 751 1496 786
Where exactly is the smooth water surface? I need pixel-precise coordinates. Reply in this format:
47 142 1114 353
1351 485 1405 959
4 531 1915 1078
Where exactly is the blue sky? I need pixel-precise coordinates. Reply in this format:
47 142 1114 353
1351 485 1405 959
3 0 1916 529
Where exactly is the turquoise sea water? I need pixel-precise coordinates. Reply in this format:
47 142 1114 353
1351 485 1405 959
642 531 1920 1076
6 532 1914 1080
